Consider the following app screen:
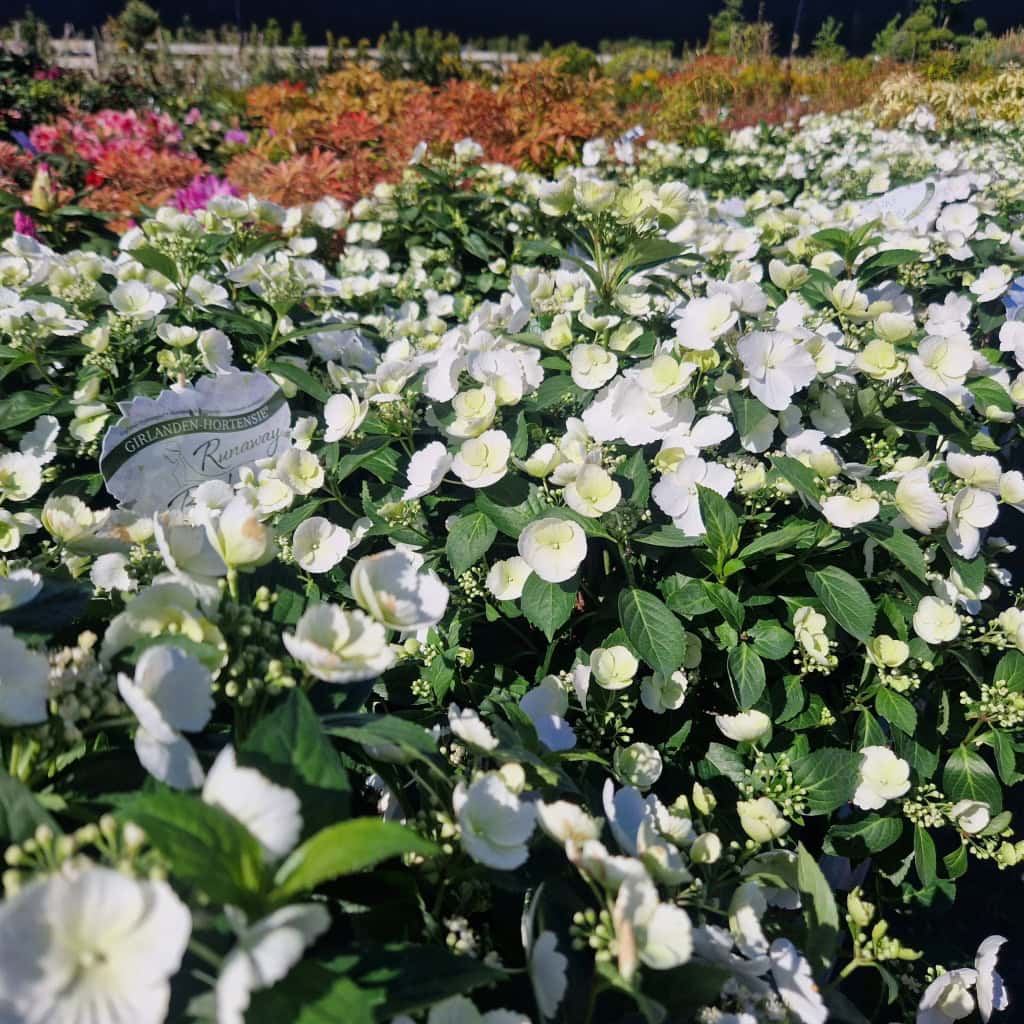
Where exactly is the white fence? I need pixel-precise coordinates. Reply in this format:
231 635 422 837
5 37 563 78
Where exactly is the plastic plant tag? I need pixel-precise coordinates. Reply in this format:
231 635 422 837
99 371 291 513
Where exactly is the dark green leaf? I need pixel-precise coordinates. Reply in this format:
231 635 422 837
914 824 937 887
273 819 436 898
826 815 903 858
747 619 795 660
806 566 876 641
791 747 861 814
875 688 917 735
445 511 497 576
0 768 56 844
522 575 576 641
619 588 688 675
942 747 1002 814
796 842 840 973
697 485 739 563
266 360 330 403
240 690 351 835
728 643 766 708
120 789 266 908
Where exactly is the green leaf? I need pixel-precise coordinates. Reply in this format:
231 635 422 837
661 575 714 616
700 581 745 630
967 377 1014 415
728 391 774 441
875 688 917 735
992 730 1020 785
747 619 795 660
618 588 688 675
860 524 929 584
914 825 937 888
131 244 179 283
445 511 497 576
796 842 840 973
944 844 969 880
334 436 393 485
942 747 1002 814
737 522 816 561
0 768 56 844
245 961 381 1023
273 819 436 899
994 650 1024 692
240 690 351 836
697 485 739 564
522 575 576 641
772 456 822 503
0 389 58 431
619 449 651 509
946 548 986 594
336 944 507 1018
826 815 903 858
325 713 437 763
791 747 861 814
806 566 876 641
266 360 330 402
633 524 701 548
728 643 766 708
700 742 749 785
120 789 266 908
856 248 921 284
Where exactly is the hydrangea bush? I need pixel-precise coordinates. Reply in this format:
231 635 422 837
0 112 1020 1024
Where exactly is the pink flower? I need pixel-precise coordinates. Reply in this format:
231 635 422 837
223 129 249 145
184 107 202 126
173 174 240 214
13 211 38 239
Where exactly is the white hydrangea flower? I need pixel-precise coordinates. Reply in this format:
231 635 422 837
216 904 330 1024
769 938 828 1024
292 517 351 574
716 710 772 742
895 467 947 534
453 773 535 870
0 625 49 726
0 866 191 1024
448 704 499 751
652 455 735 536
518 517 587 583
90 552 136 593
0 568 42 611
590 645 639 690
853 746 911 810
737 331 817 411
202 745 302 860
351 547 449 632
283 602 395 682
486 556 532 601
451 429 511 488
403 441 452 500
563 464 621 518
913 595 962 644
323 391 368 442
519 676 575 752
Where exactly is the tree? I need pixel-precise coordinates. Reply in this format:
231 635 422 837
811 17 847 61
708 0 746 55
112 0 161 52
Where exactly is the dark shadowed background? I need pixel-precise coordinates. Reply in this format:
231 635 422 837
17 0 1024 53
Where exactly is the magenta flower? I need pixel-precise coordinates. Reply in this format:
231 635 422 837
223 129 249 145
13 212 39 239
173 175 240 214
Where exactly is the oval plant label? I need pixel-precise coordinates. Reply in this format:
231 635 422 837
99 371 291 512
